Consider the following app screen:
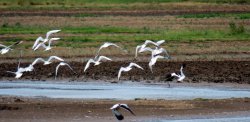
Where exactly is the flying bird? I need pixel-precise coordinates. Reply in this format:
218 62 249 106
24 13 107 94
149 55 164 73
24 56 64 72
6 59 25 79
32 30 61 49
95 42 126 58
166 64 186 82
118 62 144 80
135 40 166 58
55 62 77 79
33 38 60 51
84 56 112 72
136 46 170 59
0 41 23 55
32 56 64 65
110 103 135 120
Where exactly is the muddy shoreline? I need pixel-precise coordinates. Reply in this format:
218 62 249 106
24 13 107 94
0 60 249 84
0 96 250 122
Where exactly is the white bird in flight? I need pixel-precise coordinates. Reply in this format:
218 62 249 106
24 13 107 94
33 38 60 51
55 62 77 79
149 55 165 73
84 56 112 72
110 103 135 120
32 30 61 49
0 41 23 55
25 56 64 72
6 60 25 79
95 42 126 58
168 64 186 82
135 40 165 58
118 62 144 80
136 46 170 59
33 56 64 65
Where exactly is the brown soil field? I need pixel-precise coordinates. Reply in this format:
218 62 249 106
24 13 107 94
1 2 250 16
1 60 249 84
0 96 250 122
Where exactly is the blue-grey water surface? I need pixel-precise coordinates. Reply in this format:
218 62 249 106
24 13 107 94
0 81 249 100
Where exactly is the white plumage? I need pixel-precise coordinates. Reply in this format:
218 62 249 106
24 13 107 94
171 64 186 82
32 30 61 49
55 62 76 79
149 55 164 73
0 41 22 55
95 42 126 58
135 40 166 58
6 60 25 79
118 62 144 80
110 103 135 120
84 56 112 72
33 38 60 51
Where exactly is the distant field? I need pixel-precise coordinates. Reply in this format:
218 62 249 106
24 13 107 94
0 0 250 10
0 0 249 60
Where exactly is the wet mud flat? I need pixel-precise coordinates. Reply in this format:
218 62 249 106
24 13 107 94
0 96 250 122
0 60 249 84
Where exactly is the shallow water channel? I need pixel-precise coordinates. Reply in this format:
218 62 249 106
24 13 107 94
0 81 249 100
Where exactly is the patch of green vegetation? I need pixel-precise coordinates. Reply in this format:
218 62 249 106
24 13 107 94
0 24 154 34
1 24 250 46
229 22 245 35
58 29 250 44
177 13 250 19
193 98 209 101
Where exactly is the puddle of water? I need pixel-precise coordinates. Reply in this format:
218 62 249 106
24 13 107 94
0 81 249 100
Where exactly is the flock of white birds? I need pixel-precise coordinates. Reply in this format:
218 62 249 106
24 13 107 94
0 30 185 82
0 29 187 120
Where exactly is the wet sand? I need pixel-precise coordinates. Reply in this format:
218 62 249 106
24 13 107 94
0 96 250 122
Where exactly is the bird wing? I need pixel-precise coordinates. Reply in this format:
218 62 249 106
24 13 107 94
0 44 7 48
139 47 153 53
46 30 61 39
64 63 77 74
180 65 185 76
34 43 46 50
47 56 64 62
129 63 144 70
7 40 23 49
97 56 112 62
32 58 45 66
110 104 120 109
55 63 61 78
135 45 141 58
156 40 165 46
17 59 21 70
118 67 125 80
48 38 60 44
160 48 171 58
96 42 122 56
171 73 180 78
144 40 157 46
84 59 95 72
105 42 121 48
96 42 111 56
47 38 59 47
149 55 164 72
120 104 136 115
32 37 44 49
6 71 16 74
